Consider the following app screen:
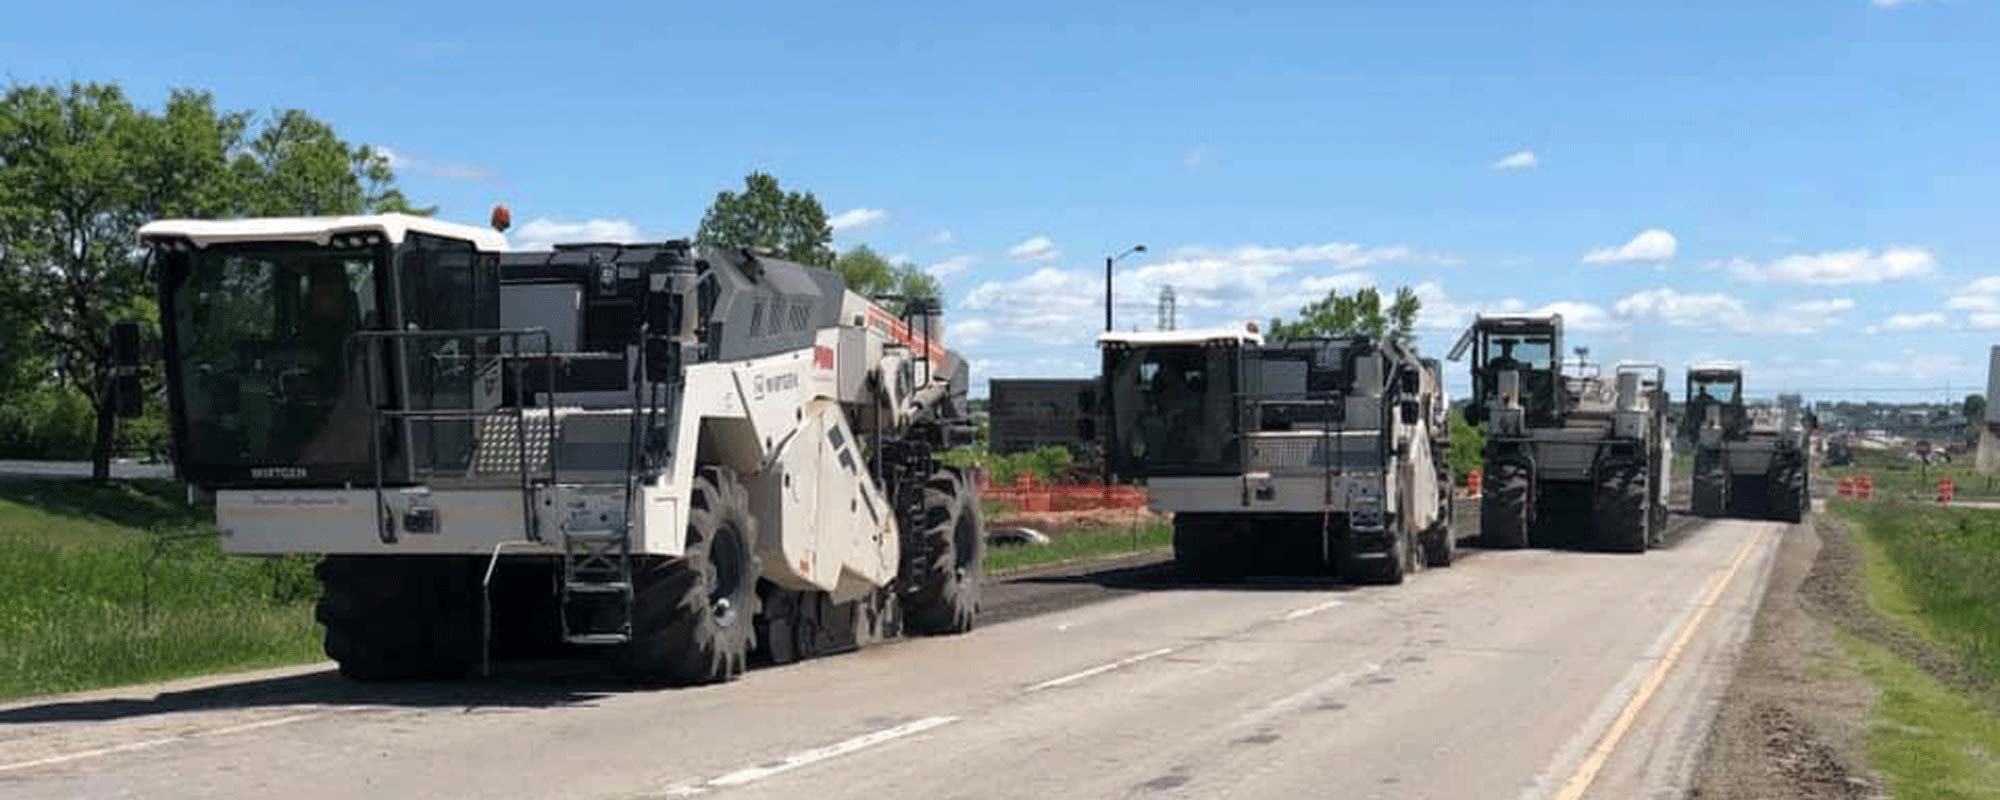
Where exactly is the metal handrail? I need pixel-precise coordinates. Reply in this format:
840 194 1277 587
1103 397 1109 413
350 327 557 544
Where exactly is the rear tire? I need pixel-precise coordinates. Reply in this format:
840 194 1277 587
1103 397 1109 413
903 468 983 635
317 557 477 681
1768 461 1807 524
1344 527 1409 585
1482 461 1532 549
1595 463 1649 554
625 467 761 685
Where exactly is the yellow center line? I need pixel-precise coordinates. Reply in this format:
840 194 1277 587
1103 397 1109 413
1554 529 1766 800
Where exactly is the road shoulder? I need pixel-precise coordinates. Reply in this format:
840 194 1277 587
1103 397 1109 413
1691 514 1882 800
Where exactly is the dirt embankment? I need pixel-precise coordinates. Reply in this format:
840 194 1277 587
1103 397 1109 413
1691 513 1882 800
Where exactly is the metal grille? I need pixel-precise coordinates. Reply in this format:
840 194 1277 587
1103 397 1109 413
470 412 557 477
1247 433 1381 472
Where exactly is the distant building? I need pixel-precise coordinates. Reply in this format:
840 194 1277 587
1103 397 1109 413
988 378 1100 455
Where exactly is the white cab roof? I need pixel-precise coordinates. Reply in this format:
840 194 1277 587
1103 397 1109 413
1098 327 1264 346
138 213 509 253
1686 361 1743 373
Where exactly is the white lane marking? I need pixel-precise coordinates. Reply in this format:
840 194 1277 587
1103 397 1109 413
1023 647 1180 693
0 712 322 774
1055 622 1075 632
659 716 958 794
1279 598 1345 621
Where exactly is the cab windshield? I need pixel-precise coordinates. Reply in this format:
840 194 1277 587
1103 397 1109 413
1690 374 1741 403
165 244 383 481
1105 343 1241 476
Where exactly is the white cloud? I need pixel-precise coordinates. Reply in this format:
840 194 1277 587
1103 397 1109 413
961 267 1102 345
927 255 976 279
1866 312 1948 333
950 318 992 345
1612 288 1852 334
1872 0 1939 8
1947 276 2000 313
1489 149 1537 171
1005 235 1060 262
827 208 888 235
373 145 490 181
1534 301 1621 333
1182 146 1208 168
512 218 643 250
928 229 955 245
1726 246 1936 285
1582 229 1678 264
1970 314 2000 331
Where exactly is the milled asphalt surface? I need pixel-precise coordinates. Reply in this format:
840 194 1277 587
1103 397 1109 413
0 507 1784 800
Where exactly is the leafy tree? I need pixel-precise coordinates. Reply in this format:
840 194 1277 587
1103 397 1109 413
833 245 899 296
695 172 834 267
831 245 943 314
0 82 417 478
1267 285 1421 343
1964 394 1986 424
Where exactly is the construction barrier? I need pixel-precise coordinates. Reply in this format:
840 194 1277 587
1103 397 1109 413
977 474 1148 512
1836 475 1876 501
1939 476 1956 504
1466 468 1482 499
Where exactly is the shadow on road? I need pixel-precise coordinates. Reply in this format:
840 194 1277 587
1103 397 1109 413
0 663 648 726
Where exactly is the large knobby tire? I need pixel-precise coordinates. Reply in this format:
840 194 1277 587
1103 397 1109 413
1345 525 1410 585
625 467 762 685
903 468 983 635
316 556 477 681
1595 463 1650 554
1482 461 1532 549
1691 453 1729 518
1768 462 1807 524
1422 492 1456 568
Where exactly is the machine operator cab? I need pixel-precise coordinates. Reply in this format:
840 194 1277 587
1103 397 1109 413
1098 327 1262 477
1683 363 1746 444
1449 313 1564 436
133 214 510 489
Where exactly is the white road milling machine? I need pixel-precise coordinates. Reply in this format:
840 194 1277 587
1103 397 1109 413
123 213 982 683
1682 364 1810 523
1450 314 1671 552
1100 329 1455 584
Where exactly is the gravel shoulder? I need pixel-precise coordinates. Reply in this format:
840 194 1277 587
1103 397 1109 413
1692 510 1883 799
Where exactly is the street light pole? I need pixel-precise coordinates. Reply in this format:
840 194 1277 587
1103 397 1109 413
1101 244 1147 496
1103 244 1147 332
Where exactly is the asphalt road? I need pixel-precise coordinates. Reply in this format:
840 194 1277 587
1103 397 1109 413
0 515 1783 799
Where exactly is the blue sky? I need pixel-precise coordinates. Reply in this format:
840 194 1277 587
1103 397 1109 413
8 0 1998 400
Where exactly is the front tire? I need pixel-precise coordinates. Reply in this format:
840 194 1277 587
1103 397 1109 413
1595 462 1650 554
903 468 983 635
1692 453 1729 518
1482 461 1532 549
625 467 762 685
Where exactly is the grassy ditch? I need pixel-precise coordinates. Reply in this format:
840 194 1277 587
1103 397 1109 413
0 480 321 701
1833 501 2000 797
985 518 1173 575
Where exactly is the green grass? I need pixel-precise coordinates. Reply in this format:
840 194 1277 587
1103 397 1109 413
985 519 1172 575
1838 502 2000 688
0 480 322 701
1841 632 2000 800
1834 501 2000 797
